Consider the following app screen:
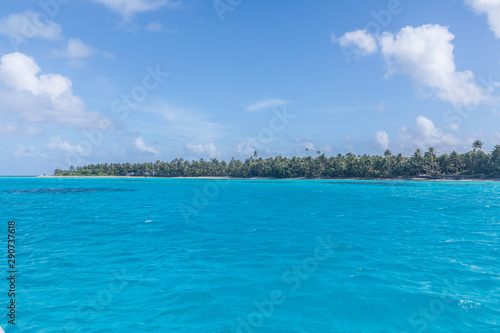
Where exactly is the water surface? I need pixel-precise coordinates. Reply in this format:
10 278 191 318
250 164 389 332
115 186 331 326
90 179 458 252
1 178 498 332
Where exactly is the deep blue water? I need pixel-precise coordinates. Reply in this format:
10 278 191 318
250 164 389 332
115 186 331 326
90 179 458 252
0 177 499 332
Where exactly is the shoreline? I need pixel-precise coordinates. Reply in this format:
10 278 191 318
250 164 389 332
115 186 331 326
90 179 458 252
35 175 500 181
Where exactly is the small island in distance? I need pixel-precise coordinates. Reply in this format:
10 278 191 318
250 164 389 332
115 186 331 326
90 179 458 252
54 141 500 180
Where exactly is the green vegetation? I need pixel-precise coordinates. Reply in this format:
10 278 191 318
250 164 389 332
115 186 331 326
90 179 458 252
54 142 500 179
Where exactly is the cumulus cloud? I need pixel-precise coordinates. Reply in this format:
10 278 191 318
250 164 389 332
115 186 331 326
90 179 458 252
48 135 88 154
337 29 378 56
337 24 491 107
185 142 220 157
91 0 181 20
375 130 390 150
318 144 333 154
0 52 103 128
397 116 468 152
134 137 159 155
53 38 95 58
0 10 62 42
466 0 500 38
245 98 291 112
379 24 490 106
236 140 257 156
288 136 320 155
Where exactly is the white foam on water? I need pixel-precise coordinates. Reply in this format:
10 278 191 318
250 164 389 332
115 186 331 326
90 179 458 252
459 300 481 312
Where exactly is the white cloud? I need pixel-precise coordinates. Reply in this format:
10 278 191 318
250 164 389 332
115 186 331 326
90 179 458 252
0 52 103 128
185 142 219 157
0 10 62 42
375 130 390 150
298 142 316 156
304 142 316 150
53 38 95 58
0 124 42 136
236 140 257 156
245 98 290 112
397 116 467 152
145 21 163 32
13 145 47 159
145 21 175 33
339 24 491 107
318 144 333 154
48 135 88 154
449 122 460 131
341 116 475 155
379 24 490 106
91 0 181 20
337 29 378 56
134 136 159 155
289 137 317 155
466 0 500 38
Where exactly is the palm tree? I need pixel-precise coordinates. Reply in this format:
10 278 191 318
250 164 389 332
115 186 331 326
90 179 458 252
424 147 437 175
394 153 405 176
472 140 484 152
490 145 500 173
383 150 393 176
449 151 461 174
492 145 500 162
471 140 486 172
305 148 310 157
410 149 424 175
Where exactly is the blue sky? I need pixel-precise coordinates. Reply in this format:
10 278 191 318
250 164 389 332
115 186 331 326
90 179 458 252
1 0 500 175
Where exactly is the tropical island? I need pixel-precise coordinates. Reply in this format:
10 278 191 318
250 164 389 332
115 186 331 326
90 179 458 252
53 141 500 179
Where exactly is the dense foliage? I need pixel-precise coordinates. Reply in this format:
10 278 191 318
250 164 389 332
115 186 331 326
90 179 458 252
55 142 500 179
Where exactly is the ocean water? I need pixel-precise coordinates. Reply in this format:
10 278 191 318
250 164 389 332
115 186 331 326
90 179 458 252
0 177 499 333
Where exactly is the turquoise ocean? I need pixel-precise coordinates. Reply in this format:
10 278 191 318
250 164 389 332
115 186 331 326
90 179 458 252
1 177 499 332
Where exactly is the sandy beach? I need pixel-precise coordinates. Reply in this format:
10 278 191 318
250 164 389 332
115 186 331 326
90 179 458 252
36 175 500 181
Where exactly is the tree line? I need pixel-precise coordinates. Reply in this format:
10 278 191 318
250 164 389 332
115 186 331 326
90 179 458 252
54 141 500 179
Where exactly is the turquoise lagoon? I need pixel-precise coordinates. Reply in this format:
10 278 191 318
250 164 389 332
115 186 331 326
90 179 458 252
0 177 499 332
